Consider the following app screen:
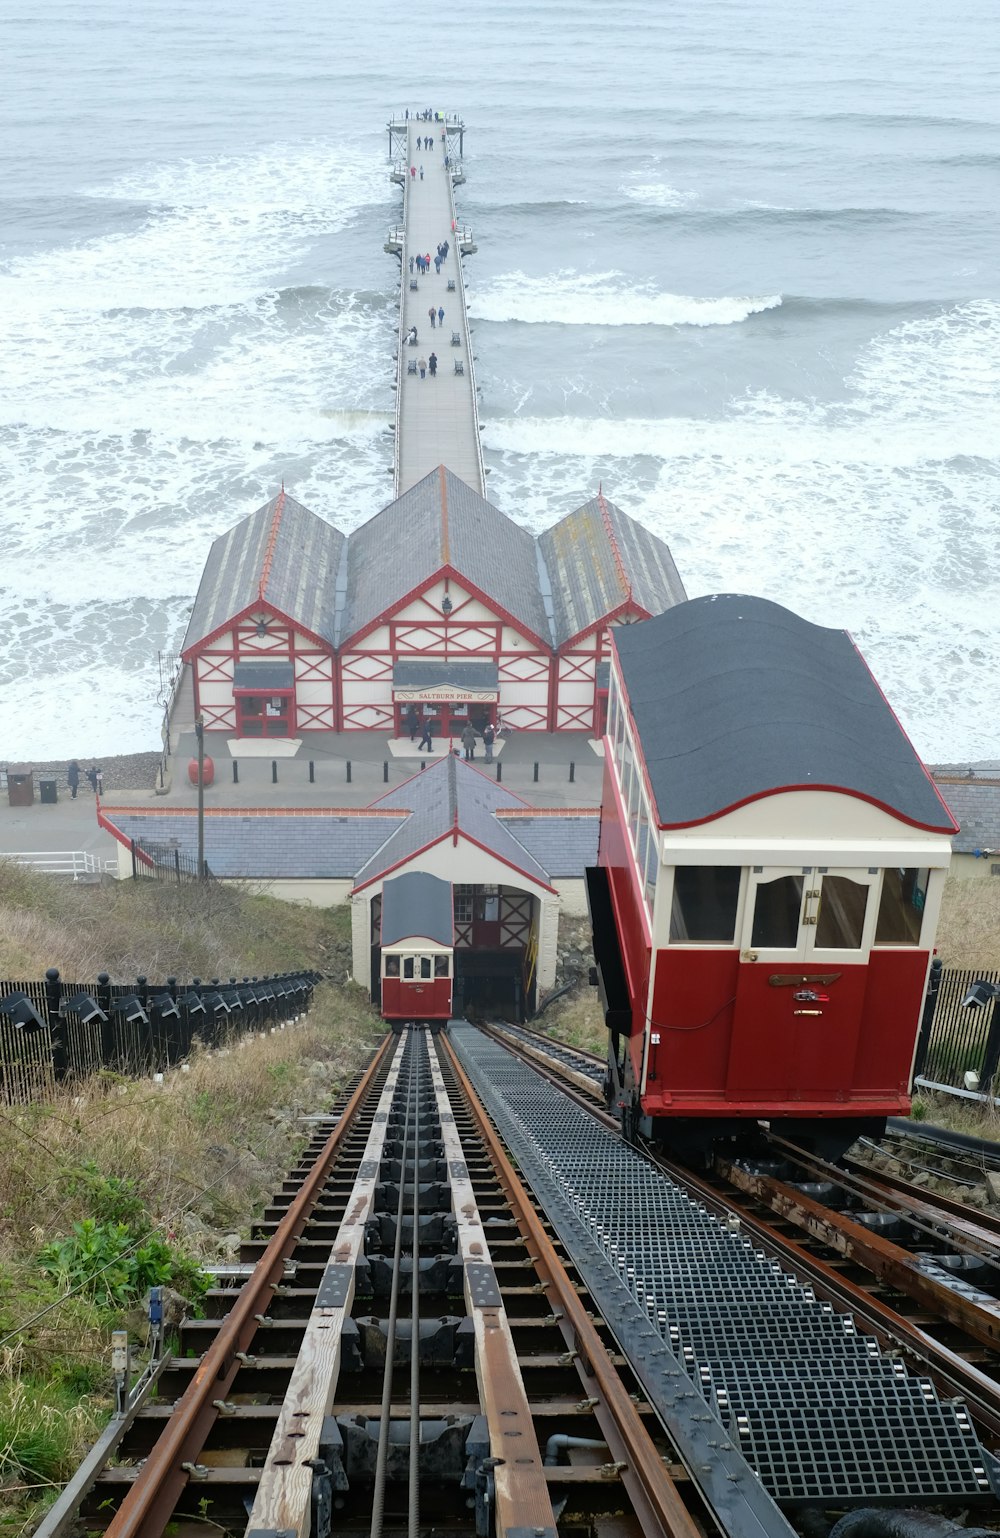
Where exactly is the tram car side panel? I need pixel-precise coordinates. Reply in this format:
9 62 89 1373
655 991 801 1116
596 757 650 1042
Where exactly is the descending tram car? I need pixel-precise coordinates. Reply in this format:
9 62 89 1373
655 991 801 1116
379 871 453 1030
587 595 958 1160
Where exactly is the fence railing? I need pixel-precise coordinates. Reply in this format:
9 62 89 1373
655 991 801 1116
0 968 320 1103
130 839 205 882
914 963 1000 1091
0 850 118 878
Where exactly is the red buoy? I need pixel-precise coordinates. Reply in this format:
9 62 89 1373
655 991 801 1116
188 755 214 787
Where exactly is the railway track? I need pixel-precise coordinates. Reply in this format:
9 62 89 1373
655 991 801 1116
42 1026 702 1538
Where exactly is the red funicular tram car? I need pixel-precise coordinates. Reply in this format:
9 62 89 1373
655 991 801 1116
587 594 957 1160
380 872 454 1029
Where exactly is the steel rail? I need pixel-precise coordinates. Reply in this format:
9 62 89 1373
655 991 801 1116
103 1032 395 1538
440 1031 702 1538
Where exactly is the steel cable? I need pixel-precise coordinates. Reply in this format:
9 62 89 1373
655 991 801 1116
409 1030 422 1538
370 1031 416 1538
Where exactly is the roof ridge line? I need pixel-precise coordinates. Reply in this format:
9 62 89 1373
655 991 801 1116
597 485 631 603
258 487 286 601
439 465 450 566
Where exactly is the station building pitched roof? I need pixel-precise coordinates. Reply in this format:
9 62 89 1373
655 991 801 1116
931 777 1000 855
340 466 551 645
181 491 344 654
615 594 957 833
539 491 687 646
353 754 554 890
381 872 454 946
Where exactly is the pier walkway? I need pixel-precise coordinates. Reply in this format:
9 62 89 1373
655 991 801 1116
386 114 484 497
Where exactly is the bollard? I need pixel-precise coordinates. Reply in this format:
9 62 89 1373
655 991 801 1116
496 761 502 782
346 760 352 783
271 760 278 784
383 760 389 782
420 760 426 771
309 760 315 783
233 759 239 783
45 968 67 1083
533 762 539 783
569 761 575 783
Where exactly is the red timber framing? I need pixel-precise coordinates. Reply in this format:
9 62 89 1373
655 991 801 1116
554 602 649 734
187 601 337 737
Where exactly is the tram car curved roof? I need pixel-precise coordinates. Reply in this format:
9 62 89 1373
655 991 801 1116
614 594 957 833
380 872 454 947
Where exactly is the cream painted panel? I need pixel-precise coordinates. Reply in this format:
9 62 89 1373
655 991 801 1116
341 679 393 703
501 625 543 649
351 625 391 650
553 878 588 916
688 789 949 842
500 681 549 705
559 655 597 678
363 838 550 900
557 681 595 705
295 680 335 705
198 680 237 705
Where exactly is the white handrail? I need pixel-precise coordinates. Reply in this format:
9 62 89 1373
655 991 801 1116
0 850 117 877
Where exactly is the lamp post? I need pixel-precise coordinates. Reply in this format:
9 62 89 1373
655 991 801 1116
196 716 205 880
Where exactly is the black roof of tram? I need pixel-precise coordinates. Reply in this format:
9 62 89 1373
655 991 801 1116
380 872 454 947
614 594 957 833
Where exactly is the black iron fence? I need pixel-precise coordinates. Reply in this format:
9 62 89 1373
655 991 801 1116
131 839 206 881
914 961 1000 1091
0 968 320 1103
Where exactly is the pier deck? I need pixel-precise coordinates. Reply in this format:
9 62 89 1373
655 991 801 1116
387 116 484 497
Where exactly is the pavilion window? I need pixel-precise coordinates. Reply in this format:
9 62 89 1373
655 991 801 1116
750 873 804 949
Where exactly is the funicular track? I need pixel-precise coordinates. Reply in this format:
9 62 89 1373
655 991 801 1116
49 1026 703 1538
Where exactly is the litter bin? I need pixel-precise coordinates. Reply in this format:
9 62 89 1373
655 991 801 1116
39 776 58 805
8 772 34 807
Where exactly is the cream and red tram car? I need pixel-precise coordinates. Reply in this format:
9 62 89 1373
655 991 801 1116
588 594 957 1159
380 872 453 1029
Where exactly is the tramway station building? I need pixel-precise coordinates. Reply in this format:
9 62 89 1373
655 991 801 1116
179 467 686 742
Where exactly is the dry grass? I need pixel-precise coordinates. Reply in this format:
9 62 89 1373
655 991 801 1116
935 875 1000 971
534 985 605 1056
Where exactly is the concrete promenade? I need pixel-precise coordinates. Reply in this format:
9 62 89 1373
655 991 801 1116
389 116 484 496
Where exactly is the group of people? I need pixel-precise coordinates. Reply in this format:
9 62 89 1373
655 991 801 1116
416 353 438 378
66 760 102 799
404 709 497 762
428 304 445 328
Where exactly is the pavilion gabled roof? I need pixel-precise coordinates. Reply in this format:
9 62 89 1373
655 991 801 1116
539 491 687 647
340 467 551 645
181 491 345 654
353 754 553 889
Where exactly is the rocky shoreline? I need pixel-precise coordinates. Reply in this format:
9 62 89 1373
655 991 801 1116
4 751 162 794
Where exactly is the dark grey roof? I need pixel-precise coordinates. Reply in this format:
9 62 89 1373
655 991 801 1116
233 661 294 690
182 492 344 654
393 661 498 690
497 815 600 876
615 595 957 832
381 873 453 945
539 493 687 646
931 778 1000 854
354 755 553 888
103 811 404 879
341 467 550 643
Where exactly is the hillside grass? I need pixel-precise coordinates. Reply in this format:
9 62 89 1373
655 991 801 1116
0 864 378 1531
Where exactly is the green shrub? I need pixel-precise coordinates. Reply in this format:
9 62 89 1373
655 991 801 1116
39 1219 208 1308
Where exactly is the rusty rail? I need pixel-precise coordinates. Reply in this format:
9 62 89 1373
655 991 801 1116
440 1032 702 1538
103 1033 395 1538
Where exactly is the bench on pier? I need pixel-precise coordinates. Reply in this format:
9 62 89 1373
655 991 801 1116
447 279 456 292
454 359 464 375
451 331 461 346
409 278 418 291
407 359 418 375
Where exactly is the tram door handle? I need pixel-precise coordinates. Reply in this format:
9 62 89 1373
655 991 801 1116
794 1008 823 1016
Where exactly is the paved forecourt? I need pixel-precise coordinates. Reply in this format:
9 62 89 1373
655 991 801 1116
392 117 484 496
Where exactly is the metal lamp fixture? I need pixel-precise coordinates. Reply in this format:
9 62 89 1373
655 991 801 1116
961 980 1000 1009
0 991 46 1032
441 594 453 614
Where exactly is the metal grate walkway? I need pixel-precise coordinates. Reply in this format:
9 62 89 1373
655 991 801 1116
450 1023 993 1513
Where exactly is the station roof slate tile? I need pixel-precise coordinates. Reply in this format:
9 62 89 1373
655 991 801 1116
105 811 405 879
182 491 344 654
354 754 553 888
931 778 1000 854
615 594 957 833
539 492 687 646
381 872 453 945
341 467 550 644
496 815 599 876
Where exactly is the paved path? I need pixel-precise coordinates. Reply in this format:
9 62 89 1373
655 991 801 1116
392 118 483 496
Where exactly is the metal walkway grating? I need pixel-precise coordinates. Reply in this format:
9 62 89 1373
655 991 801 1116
450 1023 992 1508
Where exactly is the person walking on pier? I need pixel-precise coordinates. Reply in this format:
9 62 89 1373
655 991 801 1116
483 723 496 764
429 306 436 328
67 759 80 799
418 357 427 377
409 256 414 273
419 165 424 179
406 705 419 742
410 165 416 179
418 718 434 753
428 351 438 376
438 305 445 328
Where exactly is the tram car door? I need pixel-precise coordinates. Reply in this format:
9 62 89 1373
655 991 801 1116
379 872 454 1028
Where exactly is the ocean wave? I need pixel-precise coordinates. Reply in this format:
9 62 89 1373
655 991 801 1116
621 180 698 209
469 270 781 328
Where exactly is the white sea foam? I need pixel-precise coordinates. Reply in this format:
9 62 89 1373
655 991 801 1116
469 270 782 328
484 299 1000 761
621 180 698 209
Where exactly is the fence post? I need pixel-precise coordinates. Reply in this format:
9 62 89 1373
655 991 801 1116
165 975 181 1064
174 849 181 883
981 998 1000 1092
96 973 115 1066
45 968 67 1082
911 957 942 1080
131 839 139 879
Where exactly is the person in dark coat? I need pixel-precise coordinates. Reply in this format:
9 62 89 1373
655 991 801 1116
461 723 478 760
418 718 434 752
428 351 438 376
405 705 419 742
482 722 496 763
67 760 80 799
85 766 99 794
437 305 445 327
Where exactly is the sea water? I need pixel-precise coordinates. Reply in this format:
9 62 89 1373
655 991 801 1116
0 0 997 759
